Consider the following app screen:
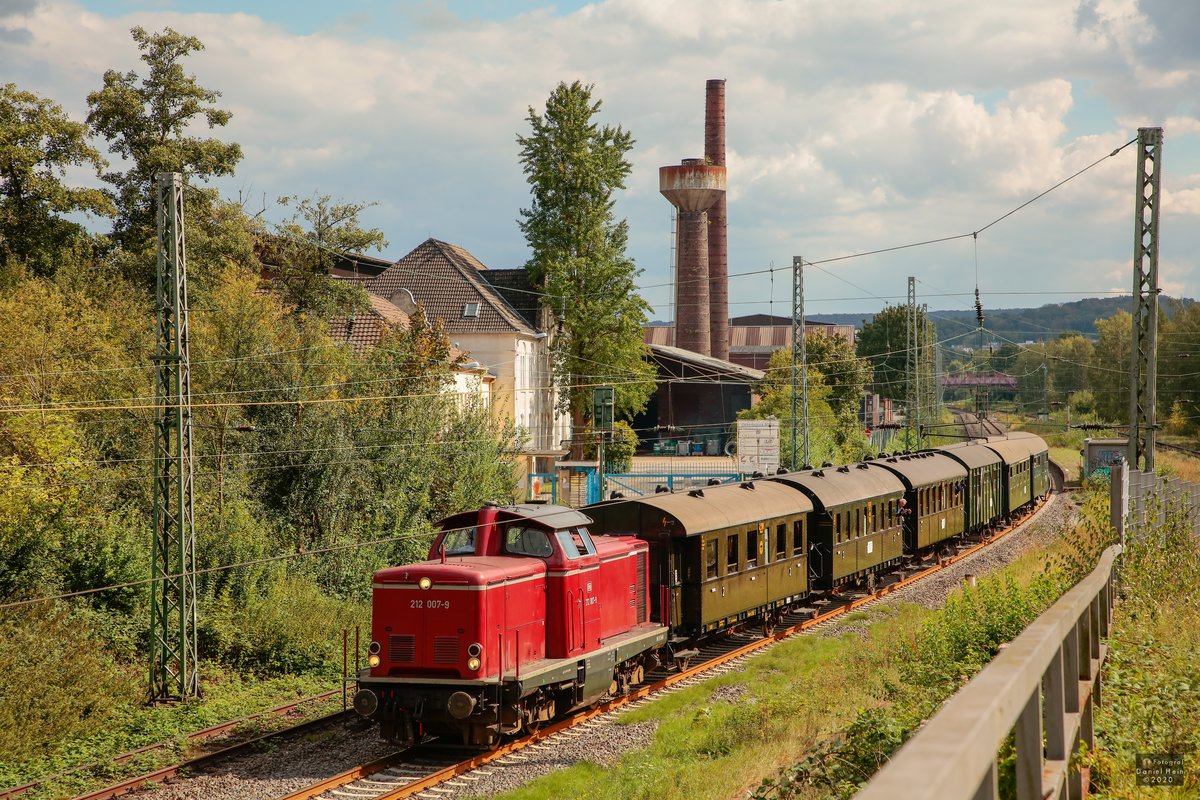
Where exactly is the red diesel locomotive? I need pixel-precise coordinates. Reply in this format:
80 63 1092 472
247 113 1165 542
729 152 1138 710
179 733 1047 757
352 503 668 746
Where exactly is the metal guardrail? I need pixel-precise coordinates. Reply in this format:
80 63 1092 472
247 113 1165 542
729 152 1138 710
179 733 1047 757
857 543 1120 800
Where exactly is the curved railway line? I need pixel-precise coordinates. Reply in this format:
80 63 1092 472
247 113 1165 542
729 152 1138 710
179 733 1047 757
55 424 1065 800
272 490 1061 800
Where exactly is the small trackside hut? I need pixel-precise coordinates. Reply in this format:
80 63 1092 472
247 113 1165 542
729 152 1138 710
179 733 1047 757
354 503 667 747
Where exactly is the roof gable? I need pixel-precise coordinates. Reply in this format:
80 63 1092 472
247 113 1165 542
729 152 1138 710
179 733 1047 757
367 238 536 335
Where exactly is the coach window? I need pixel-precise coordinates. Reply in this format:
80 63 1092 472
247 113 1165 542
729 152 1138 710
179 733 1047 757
775 523 787 561
834 512 842 543
854 508 861 538
705 538 719 579
727 534 740 573
793 519 805 556
746 529 759 568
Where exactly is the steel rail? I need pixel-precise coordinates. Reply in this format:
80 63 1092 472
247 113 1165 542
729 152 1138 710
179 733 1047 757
64 708 351 800
0 689 345 800
276 495 1055 800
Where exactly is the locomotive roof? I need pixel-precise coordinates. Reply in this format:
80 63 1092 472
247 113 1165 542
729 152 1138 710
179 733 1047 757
982 434 1047 464
936 441 1002 469
611 480 813 534
868 451 967 487
770 463 905 509
435 504 593 532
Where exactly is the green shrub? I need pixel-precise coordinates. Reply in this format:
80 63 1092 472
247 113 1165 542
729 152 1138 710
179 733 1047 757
198 573 368 675
0 606 139 764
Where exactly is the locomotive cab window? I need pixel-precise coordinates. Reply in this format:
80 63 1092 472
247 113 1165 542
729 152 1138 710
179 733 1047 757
746 529 759 568
706 538 719 579
440 527 476 556
504 526 553 557
555 528 596 559
726 534 739 573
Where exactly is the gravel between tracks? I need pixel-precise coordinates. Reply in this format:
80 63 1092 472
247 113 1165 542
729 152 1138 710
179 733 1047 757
124 724 397 800
126 497 1076 800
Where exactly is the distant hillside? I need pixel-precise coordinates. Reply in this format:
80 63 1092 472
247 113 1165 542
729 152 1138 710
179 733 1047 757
808 296 1196 343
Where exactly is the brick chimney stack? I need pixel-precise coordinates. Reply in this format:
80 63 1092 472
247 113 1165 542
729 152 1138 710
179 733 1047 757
705 79 729 362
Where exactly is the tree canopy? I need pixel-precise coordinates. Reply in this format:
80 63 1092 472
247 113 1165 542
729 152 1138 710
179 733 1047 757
517 80 655 424
0 83 114 273
87 26 242 250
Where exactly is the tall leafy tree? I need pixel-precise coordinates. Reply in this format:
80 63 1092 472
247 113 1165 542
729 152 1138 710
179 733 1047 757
0 83 113 273
517 81 655 423
87 26 242 250
269 193 386 316
857 304 933 402
1090 311 1132 424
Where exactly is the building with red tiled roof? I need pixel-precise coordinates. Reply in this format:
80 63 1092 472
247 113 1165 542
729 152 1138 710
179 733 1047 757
326 292 495 408
362 239 569 472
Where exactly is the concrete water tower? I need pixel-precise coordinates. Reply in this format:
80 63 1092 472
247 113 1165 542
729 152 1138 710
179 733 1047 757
660 158 726 356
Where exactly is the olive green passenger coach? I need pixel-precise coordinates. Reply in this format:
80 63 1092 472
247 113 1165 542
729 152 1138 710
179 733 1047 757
869 452 968 552
585 481 812 637
770 464 905 590
936 441 1003 535
983 434 1046 516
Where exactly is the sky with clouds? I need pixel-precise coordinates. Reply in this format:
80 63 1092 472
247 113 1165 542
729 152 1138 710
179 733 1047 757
3 0 1199 327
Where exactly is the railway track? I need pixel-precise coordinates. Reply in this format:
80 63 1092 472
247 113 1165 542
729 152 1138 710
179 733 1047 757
0 690 347 800
274 494 1057 800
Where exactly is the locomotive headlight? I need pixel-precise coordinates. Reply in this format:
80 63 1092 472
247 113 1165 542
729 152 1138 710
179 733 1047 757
368 653 381 668
418 577 432 590
368 640 381 655
467 656 482 671
467 642 483 658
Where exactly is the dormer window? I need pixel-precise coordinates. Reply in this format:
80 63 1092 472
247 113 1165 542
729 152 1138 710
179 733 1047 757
462 302 480 318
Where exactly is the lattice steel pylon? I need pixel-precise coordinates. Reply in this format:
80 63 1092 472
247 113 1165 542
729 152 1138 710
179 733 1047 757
150 172 199 700
1128 128 1163 471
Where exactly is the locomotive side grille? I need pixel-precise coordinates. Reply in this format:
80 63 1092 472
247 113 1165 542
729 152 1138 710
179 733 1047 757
389 634 416 663
433 636 459 664
635 551 647 622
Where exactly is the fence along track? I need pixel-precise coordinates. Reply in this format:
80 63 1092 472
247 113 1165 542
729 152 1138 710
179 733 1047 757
860 461 1200 800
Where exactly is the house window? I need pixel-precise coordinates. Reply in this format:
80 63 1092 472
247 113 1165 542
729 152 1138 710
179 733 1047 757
706 539 719 579
746 529 759 568
462 302 480 318
726 534 739 574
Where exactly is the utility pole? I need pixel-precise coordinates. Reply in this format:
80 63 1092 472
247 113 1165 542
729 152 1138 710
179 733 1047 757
792 256 810 468
1129 127 1162 471
150 172 199 701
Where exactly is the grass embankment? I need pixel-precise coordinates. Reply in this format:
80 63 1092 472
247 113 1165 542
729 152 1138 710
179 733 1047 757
481 490 1114 800
1088 479 1200 797
0 590 367 800
0 664 347 800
